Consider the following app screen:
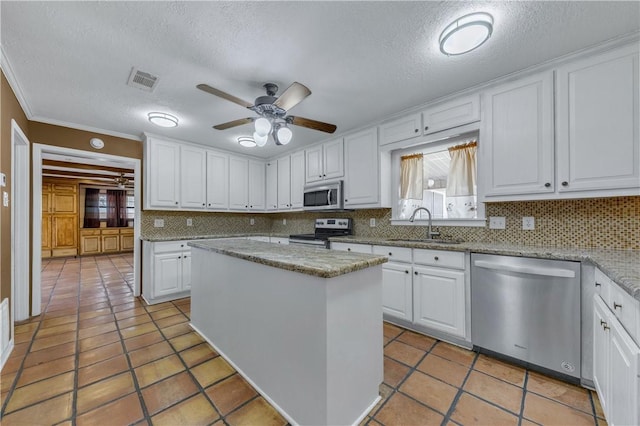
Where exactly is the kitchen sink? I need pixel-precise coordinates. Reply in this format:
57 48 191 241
385 239 462 245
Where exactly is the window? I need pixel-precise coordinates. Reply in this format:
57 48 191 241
83 187 134 227
126 194 135 220
98 193 107 220
392 131 482 223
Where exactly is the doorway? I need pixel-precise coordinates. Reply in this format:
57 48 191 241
32 144 141 316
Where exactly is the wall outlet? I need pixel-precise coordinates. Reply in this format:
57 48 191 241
369 218 376 227
250 218 255 226
489 216 505 229
153 218 164 228
282 219 286 225
186 218 193 227
522 216 535 230
2 191 8 207
0 173 6 187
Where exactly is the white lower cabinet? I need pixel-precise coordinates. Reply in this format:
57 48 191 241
381 262 413 322
143 240 191 304
593 295 639 426
413 265 466 338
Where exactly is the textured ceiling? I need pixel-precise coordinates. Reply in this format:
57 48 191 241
2 1 639 159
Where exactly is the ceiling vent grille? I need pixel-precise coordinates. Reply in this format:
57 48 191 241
127 67 159 92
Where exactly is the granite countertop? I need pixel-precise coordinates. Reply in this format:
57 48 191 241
188 239 388 279
141 233 290 242
330 237 640 301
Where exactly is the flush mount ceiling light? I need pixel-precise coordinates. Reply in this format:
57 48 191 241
148 112 179 128
238 136 257 148
89 138 104 149
439 12 493 56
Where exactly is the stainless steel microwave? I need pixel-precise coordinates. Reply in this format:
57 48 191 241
303 181 344 211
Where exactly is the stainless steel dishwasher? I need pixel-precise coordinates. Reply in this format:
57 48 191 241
471 253 581 379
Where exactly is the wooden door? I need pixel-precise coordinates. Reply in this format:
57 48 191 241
51 215 78 257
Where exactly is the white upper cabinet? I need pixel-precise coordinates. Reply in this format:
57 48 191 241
229 156 249 210
344 128 379 206
422 94 480 135
481 71 555 198
145 136 181 209
206 151 229 210
277 155 291 209
290 151 305 209
379 113 422 146
248 160 265 210
265 161 278 211
180 145 207 209
556 45 640 193
305 139 344 184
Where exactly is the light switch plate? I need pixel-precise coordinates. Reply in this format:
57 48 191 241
186 218 193 227
3 191 8 207
0 173 6 187
369 218 376 227
282 219 286 225
153 219 164 228
489 216 505 229
250 218 255 225
522 217 535 230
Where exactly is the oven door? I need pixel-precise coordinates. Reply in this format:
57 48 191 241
303 182 343 211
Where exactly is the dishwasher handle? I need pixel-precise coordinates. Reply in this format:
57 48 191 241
473 259 576 278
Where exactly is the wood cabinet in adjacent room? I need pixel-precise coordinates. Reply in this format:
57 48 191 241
79 228 135 256
42 179 79 258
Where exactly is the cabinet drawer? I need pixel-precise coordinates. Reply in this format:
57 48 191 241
330 242 372 254
120 228 134 235
609 283 639 342
153 240 190 253
80 229 101 236
595 268 612 305
413 249 465 269
373 245 412 263
101 229 120 235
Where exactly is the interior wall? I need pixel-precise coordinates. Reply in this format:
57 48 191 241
1 71 29 302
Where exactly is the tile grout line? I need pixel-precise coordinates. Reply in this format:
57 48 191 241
439 349 480 426
517 369 530 425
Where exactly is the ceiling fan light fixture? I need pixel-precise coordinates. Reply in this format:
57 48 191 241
254 117 272 137
148 112 179 128
439 12 493 56
253 131 268 147
114 173 130 189
238 136 257 148
276 125 293 145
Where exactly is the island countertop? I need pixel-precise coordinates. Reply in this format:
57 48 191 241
188 239 388 278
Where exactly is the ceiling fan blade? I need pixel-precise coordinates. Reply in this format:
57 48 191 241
197 84 254 108
289 116 337 134
213 117 254 130
273 82 311 111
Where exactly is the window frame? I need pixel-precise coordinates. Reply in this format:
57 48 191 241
387 128 485 227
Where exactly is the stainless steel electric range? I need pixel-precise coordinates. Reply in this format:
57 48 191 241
288 218 353 249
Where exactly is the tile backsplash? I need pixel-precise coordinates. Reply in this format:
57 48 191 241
142 196 640 250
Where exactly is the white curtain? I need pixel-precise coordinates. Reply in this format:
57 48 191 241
400 154 423 199
446 141 477 218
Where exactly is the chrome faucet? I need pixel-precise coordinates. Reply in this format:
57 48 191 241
409 207 440 240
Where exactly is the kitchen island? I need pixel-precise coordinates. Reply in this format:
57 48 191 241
188 239 388 426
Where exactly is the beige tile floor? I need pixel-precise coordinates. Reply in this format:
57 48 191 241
0 254 606 425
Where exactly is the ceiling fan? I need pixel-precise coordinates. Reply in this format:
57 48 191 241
196 82 337 146
114 173 130 189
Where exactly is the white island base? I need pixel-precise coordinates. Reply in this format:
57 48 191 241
190 247 383 426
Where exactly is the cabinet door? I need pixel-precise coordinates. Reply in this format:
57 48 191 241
609 316 640 426
305 145 324 183
290 151 305 208
147 139 180 208
248 160 265 210
52 192 77 214
229 156 249 210
101 234 120 252
42 215 52 250
422 94 480 135
206 151 229 210
153 253 182 297
277 156 291 209
379 113 422 146
42 192 52 214
382 263 413 322
344 128 378 206
180 145 207 209
593 296 610 419
52 215 77 250
482 72 555 197
556 46 640 192
413 266 466 337
265 161 278 210
120 234 135 251
181 251 191 291
81 235 101 255
323 139 344 180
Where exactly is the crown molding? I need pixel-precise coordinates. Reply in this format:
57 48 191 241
30 115 142 142
1 44 34 119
